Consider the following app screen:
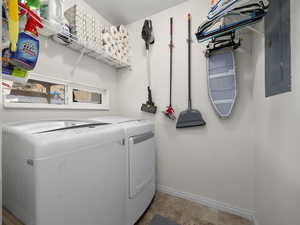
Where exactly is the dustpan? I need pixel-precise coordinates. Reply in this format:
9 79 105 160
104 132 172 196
176 14 206 128
176 108 206 128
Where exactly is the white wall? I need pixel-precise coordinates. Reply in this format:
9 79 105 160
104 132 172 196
118 0 256 213
65 0 112 27
252 1 300 225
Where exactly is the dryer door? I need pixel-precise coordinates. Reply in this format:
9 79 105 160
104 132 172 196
129 132 155 199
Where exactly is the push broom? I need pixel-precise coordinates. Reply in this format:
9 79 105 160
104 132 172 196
176 14 206 128
163 17 176 120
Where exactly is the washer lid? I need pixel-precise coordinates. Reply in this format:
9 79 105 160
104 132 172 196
4 120 106 134
91 116 154 137
3 120 124 160
91 116 138 124
31 125 124 159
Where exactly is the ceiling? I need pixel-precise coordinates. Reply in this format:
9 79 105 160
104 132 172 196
84 0 187 25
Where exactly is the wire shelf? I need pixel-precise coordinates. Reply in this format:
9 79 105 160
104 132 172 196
39 18 131 70
2 3 131 71
2 74 29 84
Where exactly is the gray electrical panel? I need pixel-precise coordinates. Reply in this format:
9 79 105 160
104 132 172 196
265 0 291 97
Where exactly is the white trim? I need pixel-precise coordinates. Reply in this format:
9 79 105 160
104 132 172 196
209 71 235 79
28 72 68 85
68 84 109 109
157 184 255 221
3 103 109 110
214 99 235 104
2 74 29 84
253 216 259 225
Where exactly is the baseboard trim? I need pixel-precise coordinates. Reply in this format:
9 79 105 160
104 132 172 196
253 216 259 225
157 184 255 221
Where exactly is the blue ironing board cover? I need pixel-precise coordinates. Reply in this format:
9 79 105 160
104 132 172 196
207 48 237 118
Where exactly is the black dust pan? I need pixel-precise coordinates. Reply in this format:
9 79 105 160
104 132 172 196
176 14 206 128
176 106 206 128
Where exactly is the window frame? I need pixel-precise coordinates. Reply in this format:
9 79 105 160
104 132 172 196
2 73 109 111
68 83 109 110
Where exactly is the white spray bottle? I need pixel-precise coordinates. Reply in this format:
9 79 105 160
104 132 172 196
49 0 72 44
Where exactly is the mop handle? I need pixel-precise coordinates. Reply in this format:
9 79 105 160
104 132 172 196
169 17 173 107
188 14 192 109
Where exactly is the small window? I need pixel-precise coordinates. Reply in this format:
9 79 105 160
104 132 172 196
3 79 66 105
2 73 109 110
72 89 102 104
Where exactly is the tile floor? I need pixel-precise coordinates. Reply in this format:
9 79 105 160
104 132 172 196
135 192 253 225
2 192 253 225
3 209 24 225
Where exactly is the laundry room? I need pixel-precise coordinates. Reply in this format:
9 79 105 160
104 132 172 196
1 0 299 225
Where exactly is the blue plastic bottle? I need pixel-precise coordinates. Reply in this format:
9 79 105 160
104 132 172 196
10 5 43 71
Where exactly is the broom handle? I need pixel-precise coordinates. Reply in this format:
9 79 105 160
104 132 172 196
169 17 173 107
188 14 192 109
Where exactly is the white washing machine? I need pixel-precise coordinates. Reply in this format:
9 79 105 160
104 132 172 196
3 120 127 225
91 117 156 225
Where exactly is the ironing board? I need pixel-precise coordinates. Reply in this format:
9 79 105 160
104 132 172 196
207 48 237 118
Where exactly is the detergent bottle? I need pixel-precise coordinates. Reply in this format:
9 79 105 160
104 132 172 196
25 0 41 15
10 2 43 71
